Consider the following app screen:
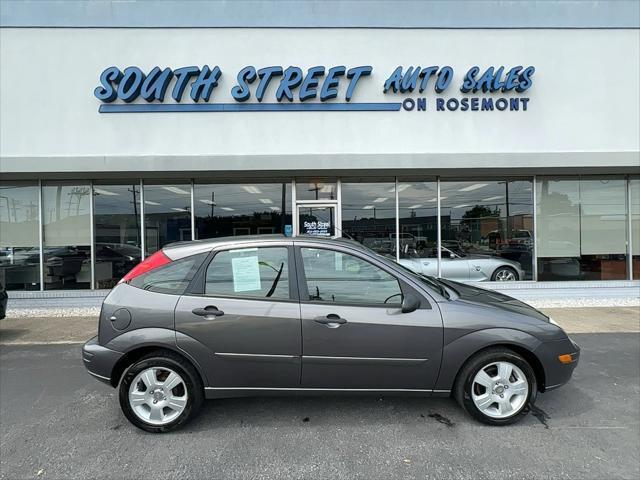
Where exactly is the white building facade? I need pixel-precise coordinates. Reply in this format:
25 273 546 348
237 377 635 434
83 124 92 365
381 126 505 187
1 0 639 292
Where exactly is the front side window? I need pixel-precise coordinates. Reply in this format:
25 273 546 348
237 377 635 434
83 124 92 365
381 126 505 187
205 247 290 300
300 248 402 305
130 253 206 294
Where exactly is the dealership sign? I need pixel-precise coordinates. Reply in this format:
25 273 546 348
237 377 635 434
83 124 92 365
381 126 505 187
94 65 534 113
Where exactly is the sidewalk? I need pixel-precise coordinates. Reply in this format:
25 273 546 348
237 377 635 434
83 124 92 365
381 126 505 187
0 307 638 345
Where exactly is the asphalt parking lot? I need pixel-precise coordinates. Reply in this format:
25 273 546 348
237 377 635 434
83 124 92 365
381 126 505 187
1 332 638 480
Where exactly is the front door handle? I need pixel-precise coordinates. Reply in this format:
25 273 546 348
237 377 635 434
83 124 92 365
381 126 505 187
192 306 225 318
314 314 347 326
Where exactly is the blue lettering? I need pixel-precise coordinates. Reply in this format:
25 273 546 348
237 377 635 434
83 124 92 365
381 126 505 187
417 97 426 111
320 66 345 101
190 65 221 102
516 66 535 92
481 98 494 111
475 67 495 93
276 67 303 102
94 66 122 103
299 66 325 102
345 66 372 101
435 66 453 93
402 98 415 111
419 66 439 93
503 66 522 92
492 66 505 92
510 98 519 111
256 66 283 102
383 67 403 93
471 97 479 111
460 66 479 93
495 98 508 111
140 67 173 102
400 66 421 93
460 98 469 111
436 98 445 111
521 98 530 110
231 66 257 102
118 67 145 103
172 66 200 102
446 98 459 111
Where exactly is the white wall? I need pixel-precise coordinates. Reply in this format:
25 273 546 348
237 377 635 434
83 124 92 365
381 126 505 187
1 28 638 174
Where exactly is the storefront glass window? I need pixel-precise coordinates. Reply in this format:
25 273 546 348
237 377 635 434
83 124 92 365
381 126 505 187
42 182 91 289
341 180 396 256
536 176 628 280
295 179 337 201
438 180 533 282
93 183 143 288
0 183 41 290
143 183 192 254
397 180 438 265
194 183 292 239
632 177 640 280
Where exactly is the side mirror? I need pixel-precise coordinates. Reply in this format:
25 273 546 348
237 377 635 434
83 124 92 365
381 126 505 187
401 293 421 313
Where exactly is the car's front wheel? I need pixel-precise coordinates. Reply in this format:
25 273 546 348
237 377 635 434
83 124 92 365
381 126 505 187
455 348 537 425
118 351 203 433
491 266 518 281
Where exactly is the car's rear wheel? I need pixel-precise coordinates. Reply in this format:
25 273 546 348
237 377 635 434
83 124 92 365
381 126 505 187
454 348 537 425
492 266 518 281
118 351 203 433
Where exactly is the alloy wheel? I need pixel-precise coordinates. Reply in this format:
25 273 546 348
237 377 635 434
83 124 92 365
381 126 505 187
495 269 517 281
128 367 188 425
471 361 529 419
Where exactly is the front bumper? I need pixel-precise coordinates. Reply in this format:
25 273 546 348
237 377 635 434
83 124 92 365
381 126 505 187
534 336 580 391
82 336 123 386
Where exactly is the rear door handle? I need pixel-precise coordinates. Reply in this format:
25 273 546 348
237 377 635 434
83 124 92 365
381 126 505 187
192 306 225 317
314 314 347 326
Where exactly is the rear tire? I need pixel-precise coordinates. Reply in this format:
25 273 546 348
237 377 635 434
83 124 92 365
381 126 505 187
118 350 203 433
454 348 537 426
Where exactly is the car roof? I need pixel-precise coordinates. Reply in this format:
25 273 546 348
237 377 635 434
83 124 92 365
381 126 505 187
163 234 368 258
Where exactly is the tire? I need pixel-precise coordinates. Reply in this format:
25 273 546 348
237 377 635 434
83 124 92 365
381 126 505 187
454 348 537 426
491 266 518 282
118 350 204 433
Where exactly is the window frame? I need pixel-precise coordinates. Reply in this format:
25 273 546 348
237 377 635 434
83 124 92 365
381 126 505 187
185 243 299 303
294 244 411 308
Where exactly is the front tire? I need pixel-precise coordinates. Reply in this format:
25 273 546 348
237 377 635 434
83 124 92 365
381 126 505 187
454 348 537 426
491 266 518 281
119 351 203 433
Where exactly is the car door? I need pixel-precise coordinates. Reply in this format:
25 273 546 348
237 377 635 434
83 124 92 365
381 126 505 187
175 244 301 388
296 244 443 391
439 247 471 280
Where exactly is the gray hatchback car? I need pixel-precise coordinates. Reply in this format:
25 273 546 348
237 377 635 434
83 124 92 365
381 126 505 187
83 235 579 433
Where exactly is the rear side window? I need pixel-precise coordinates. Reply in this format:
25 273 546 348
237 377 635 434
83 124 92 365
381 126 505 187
205 247 290 300
130 253 206 294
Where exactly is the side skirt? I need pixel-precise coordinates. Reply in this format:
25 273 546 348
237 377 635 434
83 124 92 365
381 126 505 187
204 387 451 400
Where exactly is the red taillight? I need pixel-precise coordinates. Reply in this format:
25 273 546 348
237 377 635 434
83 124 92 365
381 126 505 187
118 250 171 284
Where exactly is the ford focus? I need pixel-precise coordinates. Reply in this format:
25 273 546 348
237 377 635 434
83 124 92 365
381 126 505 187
82 235 579 433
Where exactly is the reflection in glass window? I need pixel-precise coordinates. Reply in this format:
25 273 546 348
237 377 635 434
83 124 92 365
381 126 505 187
437 180 533 282
130 253 206 295
0 183 40 290
397 180 438 264
205 247 290 299
93 183 142 288
537 176 628 280
42 183 91 289
194 183 292 239
341 181 396 256
295 179 337 201
143 183 192 254
301 248 402 305
632 177 640 280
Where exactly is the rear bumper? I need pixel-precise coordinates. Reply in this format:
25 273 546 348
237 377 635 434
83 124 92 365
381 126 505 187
535 337 580 391
82 336 123 386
